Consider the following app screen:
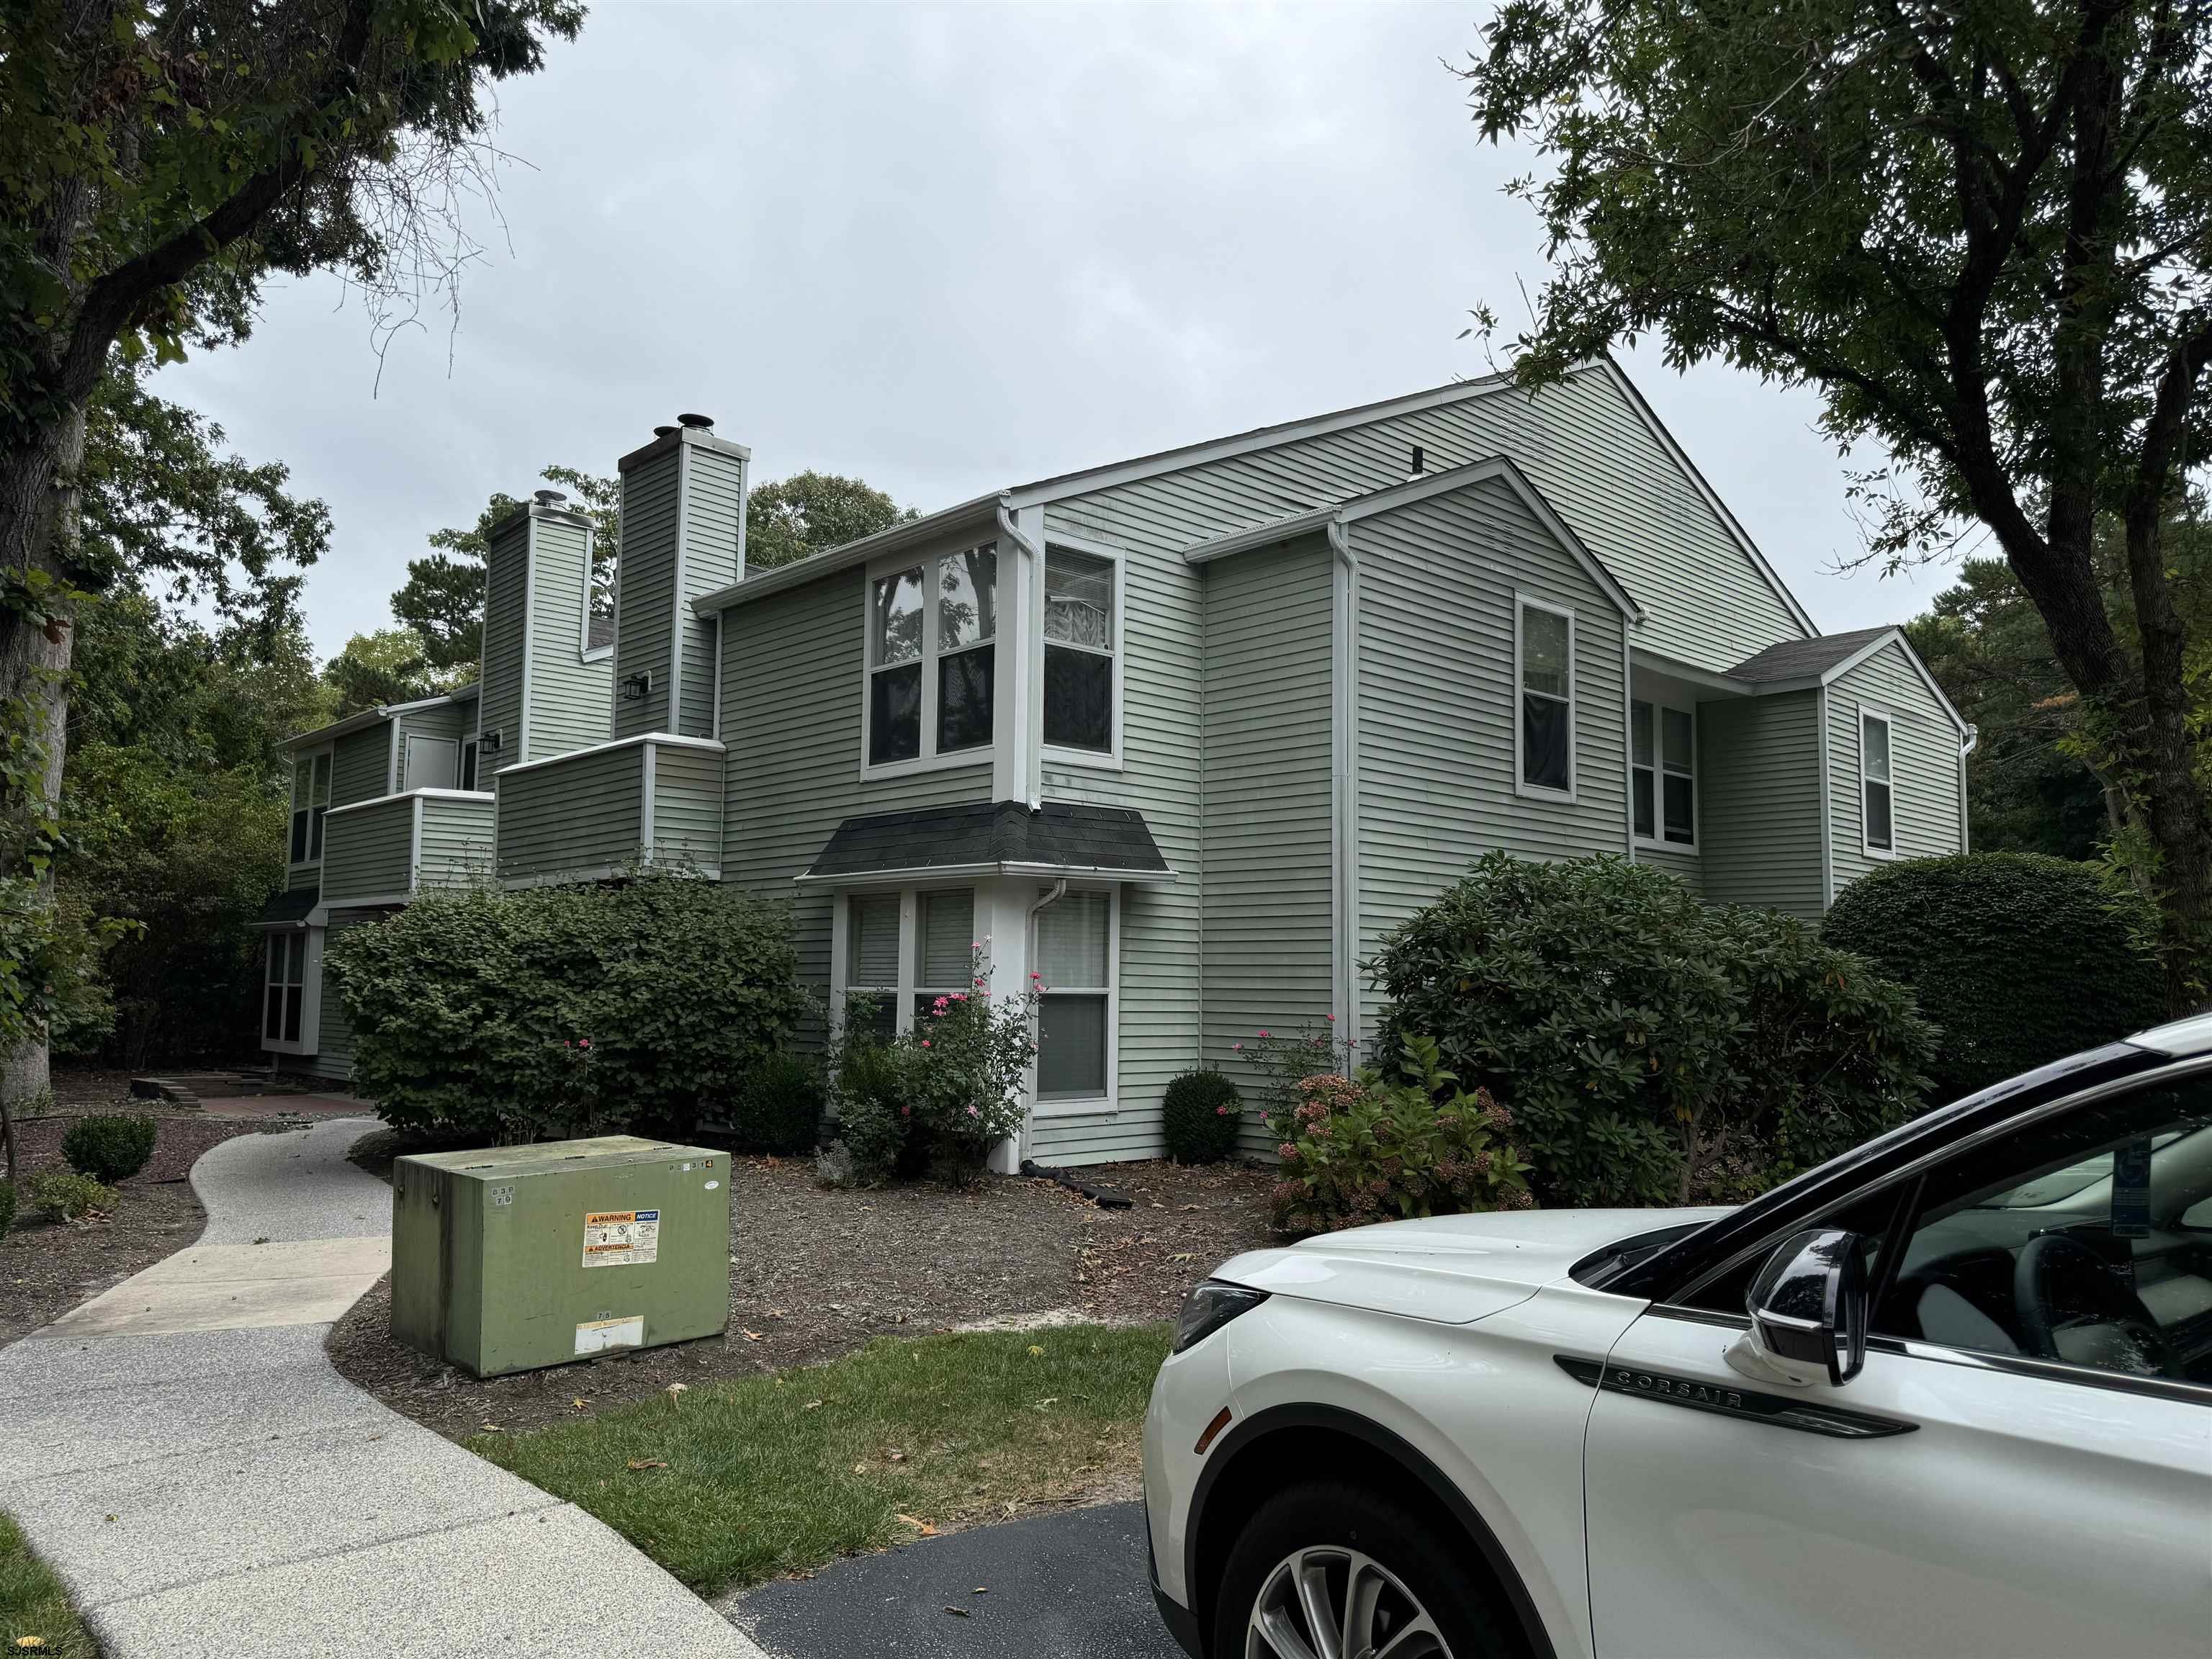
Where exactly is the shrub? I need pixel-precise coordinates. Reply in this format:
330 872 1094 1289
729 1053 824 1156
0 1180 14 1236
1269 1034 1534 1237
327 876 810 1146
1237 1022 1357 1131
1161 1069 1243 1164
1822 853 2165 1102
24 1170 117 1221
60 1113 157 1184
1367 853 1935 1206
830 968 1037 1186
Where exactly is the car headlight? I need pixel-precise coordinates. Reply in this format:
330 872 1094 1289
1173 1280 1269 1353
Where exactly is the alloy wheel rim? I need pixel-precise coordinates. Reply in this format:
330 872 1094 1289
1244 1544 1451 1659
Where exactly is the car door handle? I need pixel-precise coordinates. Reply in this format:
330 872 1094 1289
1556 1355 1917 1439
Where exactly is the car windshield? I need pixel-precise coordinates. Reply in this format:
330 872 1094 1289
1974 1130 2189 1209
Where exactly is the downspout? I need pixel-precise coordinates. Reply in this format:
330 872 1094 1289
1328 520 1359 1038
997 503 1046 809
1010 878 1069 1175
1958 724 1978 854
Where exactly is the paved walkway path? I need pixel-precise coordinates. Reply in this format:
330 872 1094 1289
0 1118 765 1658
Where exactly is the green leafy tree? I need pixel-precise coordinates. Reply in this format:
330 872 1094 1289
747 472 915 571
1467 0 2212 1007
0 0 582 1103
392 465 618 671
322 626 469 716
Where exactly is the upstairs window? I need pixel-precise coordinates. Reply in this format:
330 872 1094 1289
289 752 331 863
867 545 997 768
1516 597 1574 796
1632 701 1696 846
1861 709 1895 854
459 739 480 793
1043 547 1116 756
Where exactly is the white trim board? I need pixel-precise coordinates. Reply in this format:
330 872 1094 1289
495 729 725 780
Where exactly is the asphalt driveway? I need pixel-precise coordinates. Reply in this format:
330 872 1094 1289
725 1502 1182 1659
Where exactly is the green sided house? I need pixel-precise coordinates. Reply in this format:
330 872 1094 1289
256 367 1972 1166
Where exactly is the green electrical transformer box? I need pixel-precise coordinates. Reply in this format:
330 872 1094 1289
390 1136 730 1377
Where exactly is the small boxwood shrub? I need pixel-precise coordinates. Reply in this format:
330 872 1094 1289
1368 853 1935 1207
61 1113 157 1184
24 1169 117 1221
1162 1069 1243 1164
327 876 809 1145
729 1053 824 1156
1822 853 2165 1102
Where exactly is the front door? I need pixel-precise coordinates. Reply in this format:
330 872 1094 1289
1583 1073 2212 1658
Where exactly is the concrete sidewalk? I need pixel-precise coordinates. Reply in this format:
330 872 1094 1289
0 1117 765 1658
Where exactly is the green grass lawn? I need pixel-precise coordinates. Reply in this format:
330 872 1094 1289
472 1323 1172 1596
0 1512 96 1658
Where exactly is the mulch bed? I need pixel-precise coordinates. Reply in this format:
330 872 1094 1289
328 1147 1276 1442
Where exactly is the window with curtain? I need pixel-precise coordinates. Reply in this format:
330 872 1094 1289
1631 701 1696 846
1035 889 1112 1101
1517 600 1573 794
913 889 976 1024
1043 547 1115 755
263 932 305 1044
844 892 902 1043
1861 711 1894 853
867 545 997 767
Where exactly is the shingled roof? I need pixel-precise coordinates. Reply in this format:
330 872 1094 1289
1727 626 1897 684
253 884 320 928
801 801 1173 884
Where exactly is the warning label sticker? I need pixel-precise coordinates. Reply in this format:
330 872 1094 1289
582 1209 661 1268
575 1314 644 1354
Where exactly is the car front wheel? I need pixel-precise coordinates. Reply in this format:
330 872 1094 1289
1213 1480 1514 1659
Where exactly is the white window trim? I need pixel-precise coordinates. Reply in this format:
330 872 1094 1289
1859 703 1900 860
832 886 982 1041
259 928 320 1056
578 513 613 663
288 745 333 871
1031 883 1119 1118
1512 593 1578 803
858 543 1001 781
1631 696 1699 855
1039 538 1126 773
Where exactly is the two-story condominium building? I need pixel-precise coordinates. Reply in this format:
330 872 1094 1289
260 363 1972 1166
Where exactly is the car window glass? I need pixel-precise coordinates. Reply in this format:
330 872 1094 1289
1873 1076 2212 1388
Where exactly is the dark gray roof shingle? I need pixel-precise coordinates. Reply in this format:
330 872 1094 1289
255 884 319 927
1728 626 1895 684
805 800 1170 881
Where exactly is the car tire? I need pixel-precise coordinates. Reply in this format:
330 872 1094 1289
1211 1478 1517 1658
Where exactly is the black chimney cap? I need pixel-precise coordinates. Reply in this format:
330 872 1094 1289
533 488 568 508
652 424 677 439
1410 444 1425 475
676 412 714 430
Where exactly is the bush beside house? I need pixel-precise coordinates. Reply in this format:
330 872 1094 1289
830 977 1033 1186
1161 1069 1242 1164
729 1053 824 1156
60 1112 156 1184
1822 853 2165 1102
327 878 809 1146
1367 853 1935 1206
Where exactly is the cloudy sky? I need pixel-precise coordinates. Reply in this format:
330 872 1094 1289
163 1 1954 661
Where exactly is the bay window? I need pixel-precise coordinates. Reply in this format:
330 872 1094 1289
289 750 331 863
913 889 976 1025
1035 889 1114 1105
1043 547 1115 757
839 886 979 1040
1861 709 1895 855
1631 700 1696 847
866 544 997 768
1515 596 1574 797
264 932 306 1045
843 892 903 1043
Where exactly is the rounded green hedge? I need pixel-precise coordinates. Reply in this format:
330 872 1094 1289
1162 1069 1243 1164
1821 853 2164 1103
729 1052 824 1156
62 1112 156 1184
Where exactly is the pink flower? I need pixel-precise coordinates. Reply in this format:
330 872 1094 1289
921 1039 932 1048
1258 1030 1270 1039
974 977 987 987
901 1105 911 1117
934 996 950 1008
579 1038 591 1048
1031 972 1041 980
1215 1105 1230 1116
966 1105 980 1118
1232 1042 1244 1052
950 993 967 1002
1324 1015 1335 1023
1277 1142 1297 1159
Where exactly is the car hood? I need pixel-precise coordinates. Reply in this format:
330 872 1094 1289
1215 1206 1732 1326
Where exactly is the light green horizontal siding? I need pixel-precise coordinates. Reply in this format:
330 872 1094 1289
480 515 528 777
417 795 496 889
529 513 613 760
1829 639 1966 893
308 911 382 1084
496 744 645 883
680 446 745 740
1638 842 1701 896
320 796 413 904
1699 691 1825 919
395 701 468 791
1354 476 1631 986
330 724 390 808
613 449 680 740
719 565 993 1002
1194 533 1334 1163
649 743 724 873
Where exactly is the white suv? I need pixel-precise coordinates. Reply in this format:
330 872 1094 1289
1143 1020 2212 1659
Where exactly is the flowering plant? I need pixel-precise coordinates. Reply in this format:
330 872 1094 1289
1238 1019 1359 1140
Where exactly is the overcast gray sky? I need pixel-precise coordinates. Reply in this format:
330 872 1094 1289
163 0 1954 661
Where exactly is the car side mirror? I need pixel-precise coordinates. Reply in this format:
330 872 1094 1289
1723 1228 1869 1389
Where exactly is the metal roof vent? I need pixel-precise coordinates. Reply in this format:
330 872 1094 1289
677 412 714 430
652 424 677 439
1409 444 1425 477
533 489 567 508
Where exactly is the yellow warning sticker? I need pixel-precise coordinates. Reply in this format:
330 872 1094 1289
581 1209 660 1268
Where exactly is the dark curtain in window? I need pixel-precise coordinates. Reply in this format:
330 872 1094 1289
938 645 994 753
1632 771 1655 839
1522 694 1570 790
1044 646 1112 751
870 663 922 763
289 813 308 864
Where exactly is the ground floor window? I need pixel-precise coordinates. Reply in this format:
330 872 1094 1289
839 886 979 1040
264 931 306 1045
1631 698 1696 847
1035 888 1115 1105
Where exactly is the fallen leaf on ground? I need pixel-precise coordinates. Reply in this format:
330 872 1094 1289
943 1607 969 1619
1027 1344 1044 1357
480 1423 503 1432
884 1449 907 1462
625 1459 668 1471
571 1399 588 1411
802 1399 823 1410
742 1330 763 1341
666 1382 688 1404
895 1514 939 1536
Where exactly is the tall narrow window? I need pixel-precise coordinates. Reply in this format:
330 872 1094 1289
1035 890 1112 1102
264 933 305 1044
1861 710 1894 854
936 548 996 754
289 752 331 863
1632 701 1696 846
865 545 997 768
459 739 480 793
1516 598 1573 795
1043 548 1115 755
868 567 925 765
844 893 902 1043
913 889 976 1024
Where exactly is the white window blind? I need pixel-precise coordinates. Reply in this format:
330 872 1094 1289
847 894 902 986
915 889 975 987
1035 891 1109 987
